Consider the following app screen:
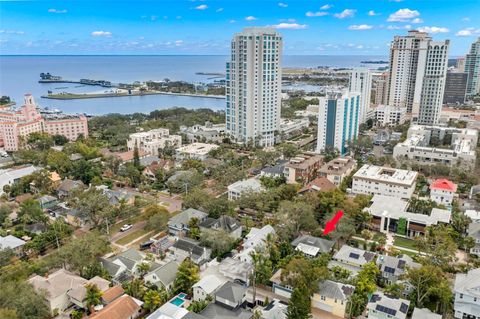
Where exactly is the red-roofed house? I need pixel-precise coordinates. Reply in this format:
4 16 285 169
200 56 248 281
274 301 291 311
430 179 457 206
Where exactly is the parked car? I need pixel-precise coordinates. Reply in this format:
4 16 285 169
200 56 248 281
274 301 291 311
120 224 133 232
139 240 154 250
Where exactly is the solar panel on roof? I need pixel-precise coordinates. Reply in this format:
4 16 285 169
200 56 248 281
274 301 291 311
376 305 397 316
399 303 408 314
398 260 406 269
371 294 380 302
349 252 360 259
384 266 396 274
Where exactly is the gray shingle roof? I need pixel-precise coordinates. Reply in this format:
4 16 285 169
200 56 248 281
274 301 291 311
317 280 355 301
200 303 252 319
172 238 206 259
291 235 335 254
169 208 207 228
147 260 179 288
215 281 247 304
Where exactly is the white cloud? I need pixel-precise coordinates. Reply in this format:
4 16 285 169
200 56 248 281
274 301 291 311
411 18 423 24
418 26 449 34
320 4 332 10
229 20 236 23
0 30 25 35
306 11 328 17
175 40 184 46
368 10 379 16
245 16 257 21
271 23 307 30
387 24 412 30
389 0 404 2
334 9 356 19
278 2 288 8
462 17 470 22
195 4 208 10
456 28 480 37
348 24 373 30
387 8 420 22
216 8 224 12
91 31 112 37
48 8 67 14
356 45 364 49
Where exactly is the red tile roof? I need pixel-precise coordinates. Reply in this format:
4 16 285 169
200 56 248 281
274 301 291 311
88 295 140 319
430 179 457 192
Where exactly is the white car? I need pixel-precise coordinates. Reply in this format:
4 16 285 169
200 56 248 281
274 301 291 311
120 224 133 232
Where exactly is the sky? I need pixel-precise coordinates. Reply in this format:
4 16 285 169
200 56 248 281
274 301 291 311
0 0 479 56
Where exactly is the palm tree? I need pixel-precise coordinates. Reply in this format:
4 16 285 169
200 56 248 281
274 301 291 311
85 284 102 315
137 262 151 279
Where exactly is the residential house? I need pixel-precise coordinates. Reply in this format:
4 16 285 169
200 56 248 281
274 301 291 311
261 299 287 319
37 195 58 210
298 177 336 195
25 222 47 235
454 268 480 319
376 254 420 285
365 194 451 237
88 295 143 319
236 225 275 264
147 302 189 319
199 215 243 239
468 223 480 257
100 248 147 284
67 276 111 308
318 156 357 187
0 165 39 195
291 235 335 258
169 238 211 265
270 269 293 299
168 208 208 236
283 152 324 185
218 257 253 286
57 179 84 197
200 281 251 319
144 260 180 291
0 235 26 255
101 285 126 305
430 179 457 206
28 269 110 315
328 245 376 276
260 160 288 179
367 292 410 319
312 280 355 318
142 159 174 181
193 274 227 301
96 186 136 206
411 308 442 319
227 178 264 201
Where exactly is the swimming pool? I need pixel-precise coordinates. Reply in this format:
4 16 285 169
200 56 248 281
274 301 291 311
178 293 187 299
170 297 185 307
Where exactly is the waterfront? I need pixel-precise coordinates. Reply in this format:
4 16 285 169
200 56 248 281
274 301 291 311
0 55 386 115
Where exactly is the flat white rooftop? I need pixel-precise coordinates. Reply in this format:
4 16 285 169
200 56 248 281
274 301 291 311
353 165 417 186
175 142 219 155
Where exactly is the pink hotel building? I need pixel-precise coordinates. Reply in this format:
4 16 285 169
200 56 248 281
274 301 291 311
0 94 88 151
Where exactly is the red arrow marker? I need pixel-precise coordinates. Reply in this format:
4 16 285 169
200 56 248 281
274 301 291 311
323 210 344 236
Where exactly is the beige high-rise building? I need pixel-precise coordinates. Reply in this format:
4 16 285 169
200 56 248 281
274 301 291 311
225 28 282 147
387 30 449 125
373 72 389 106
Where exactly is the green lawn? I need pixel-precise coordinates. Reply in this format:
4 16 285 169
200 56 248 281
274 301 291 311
394 236 417 250
116 229 151 246
110 214 149 234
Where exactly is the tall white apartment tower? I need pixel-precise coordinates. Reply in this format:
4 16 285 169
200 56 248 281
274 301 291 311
349 68 372 124
387 30 449 125
316 91 360 155
225 27 283 147
465 37 480 97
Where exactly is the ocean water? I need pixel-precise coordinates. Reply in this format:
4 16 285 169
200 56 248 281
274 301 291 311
0 55 386 115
